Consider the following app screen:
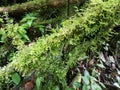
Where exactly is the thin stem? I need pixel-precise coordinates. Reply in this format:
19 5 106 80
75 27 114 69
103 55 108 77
67 0 70 17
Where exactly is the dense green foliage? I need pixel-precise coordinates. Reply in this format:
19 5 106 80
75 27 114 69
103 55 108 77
0 0 120 89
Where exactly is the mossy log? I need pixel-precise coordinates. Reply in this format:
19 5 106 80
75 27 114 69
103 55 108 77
0 0 119 89
0 0 83 14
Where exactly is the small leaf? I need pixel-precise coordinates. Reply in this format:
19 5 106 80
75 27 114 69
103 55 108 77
23 35 30 41
21 24 29 29
39 28 45 34
97 64 105 68
27 20 33 27
91 83 102 90
0 18 3 23
55 86 59 90
117 69 120 75
82 76 90 85
117 76 120 83
12 73 21 85
82 84 88 90
18 28 27 35
91 84 96 90
0 30 4 35
114 83 120 88
36 77 44 90
1 35 6 42
82 70 90 85
94 83 102 90
72 82 81 88
99 82 106 88
84 70 90 77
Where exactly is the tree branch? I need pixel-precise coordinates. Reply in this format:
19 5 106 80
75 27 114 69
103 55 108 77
0 0 82 14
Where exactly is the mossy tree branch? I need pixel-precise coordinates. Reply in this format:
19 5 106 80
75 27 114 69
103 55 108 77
0 0 119 89
0 0 82 14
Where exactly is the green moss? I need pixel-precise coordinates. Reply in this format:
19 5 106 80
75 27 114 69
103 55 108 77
0 0 119 89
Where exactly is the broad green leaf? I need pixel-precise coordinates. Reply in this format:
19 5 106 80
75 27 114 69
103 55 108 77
12 73 21 85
